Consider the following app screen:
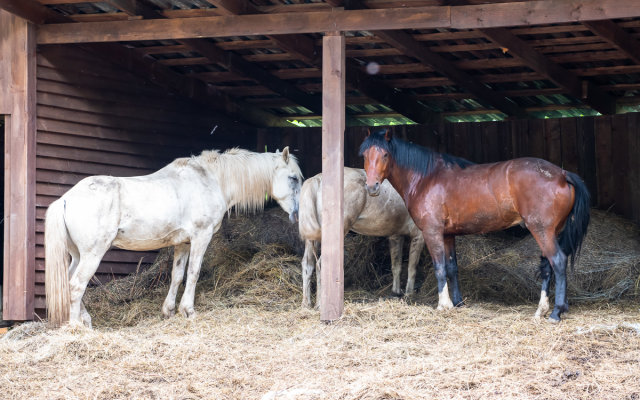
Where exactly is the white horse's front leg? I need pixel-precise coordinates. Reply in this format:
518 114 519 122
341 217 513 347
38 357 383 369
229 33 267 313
178 229 215 318
162 243 190 318
388 235 404 296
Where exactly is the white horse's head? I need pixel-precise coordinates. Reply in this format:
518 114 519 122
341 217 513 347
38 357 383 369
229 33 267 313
272 147 303 223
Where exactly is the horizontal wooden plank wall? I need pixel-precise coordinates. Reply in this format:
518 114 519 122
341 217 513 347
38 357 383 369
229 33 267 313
34 45 252 315
267 113 640 226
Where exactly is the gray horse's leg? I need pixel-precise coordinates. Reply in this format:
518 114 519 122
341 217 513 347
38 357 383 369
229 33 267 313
162 243 190 318
178 227 215 318
314 242 321 310
405 234 424 295
301 239 317 308
388 235 404 296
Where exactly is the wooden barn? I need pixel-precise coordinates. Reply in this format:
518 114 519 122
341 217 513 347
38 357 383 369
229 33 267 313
0 0 639 323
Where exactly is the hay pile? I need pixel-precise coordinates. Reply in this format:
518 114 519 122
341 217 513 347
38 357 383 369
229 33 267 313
2 301 639 400
2 207 640 400
419 209 640 305
84 207 388 327
84 208 640 328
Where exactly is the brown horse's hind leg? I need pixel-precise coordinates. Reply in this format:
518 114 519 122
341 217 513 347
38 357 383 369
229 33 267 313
534 257 552 319
527 228 568 322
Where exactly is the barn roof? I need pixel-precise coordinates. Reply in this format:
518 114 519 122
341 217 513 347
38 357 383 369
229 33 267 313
6 0 640 126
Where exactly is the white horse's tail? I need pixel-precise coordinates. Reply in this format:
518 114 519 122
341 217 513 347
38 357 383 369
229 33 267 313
298 176 322 241
45 199 71 327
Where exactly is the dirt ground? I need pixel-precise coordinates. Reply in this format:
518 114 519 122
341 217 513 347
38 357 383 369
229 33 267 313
1 297 639 400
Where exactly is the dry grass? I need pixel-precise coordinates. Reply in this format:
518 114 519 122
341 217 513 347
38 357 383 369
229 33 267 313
1 208 639 399
1 301 639 399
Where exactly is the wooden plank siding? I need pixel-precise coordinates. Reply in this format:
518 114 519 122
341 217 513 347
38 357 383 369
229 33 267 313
268 113 640 226
33 45 249 315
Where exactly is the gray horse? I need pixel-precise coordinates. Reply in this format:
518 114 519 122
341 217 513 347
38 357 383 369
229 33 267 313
298 167 424 308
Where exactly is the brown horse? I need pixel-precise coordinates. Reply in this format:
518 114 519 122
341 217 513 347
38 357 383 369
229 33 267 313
359 129 590 322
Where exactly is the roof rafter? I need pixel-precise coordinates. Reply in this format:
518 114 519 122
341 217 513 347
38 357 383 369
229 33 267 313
206 0 317 64
211 0 440 123
345 61 439 124
119 0 324 115
337 0 525 118
374 30 527 118
178 38 322 114
582 20 640 65
478 27 616 115
0 0 278 126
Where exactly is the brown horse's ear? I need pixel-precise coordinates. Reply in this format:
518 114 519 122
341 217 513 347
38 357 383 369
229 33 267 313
282 146 290 163
384 129 393 142
366 128 372 137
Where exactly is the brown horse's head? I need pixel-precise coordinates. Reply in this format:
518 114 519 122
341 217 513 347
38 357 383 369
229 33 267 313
360 129 393 196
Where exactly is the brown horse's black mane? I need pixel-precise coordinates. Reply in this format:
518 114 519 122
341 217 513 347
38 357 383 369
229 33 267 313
359 129 474 177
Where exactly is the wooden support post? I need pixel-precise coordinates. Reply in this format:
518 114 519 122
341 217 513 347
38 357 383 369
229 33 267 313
0 10 37 321
320 32 345 322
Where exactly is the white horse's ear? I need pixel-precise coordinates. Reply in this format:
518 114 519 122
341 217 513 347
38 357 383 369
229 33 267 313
282 146 290 163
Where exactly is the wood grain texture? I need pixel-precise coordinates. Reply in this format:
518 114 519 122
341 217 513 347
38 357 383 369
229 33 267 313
320 33 345 322
1 10 37 321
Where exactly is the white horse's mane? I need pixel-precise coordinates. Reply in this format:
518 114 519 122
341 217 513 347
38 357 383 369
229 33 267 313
172 148 301 214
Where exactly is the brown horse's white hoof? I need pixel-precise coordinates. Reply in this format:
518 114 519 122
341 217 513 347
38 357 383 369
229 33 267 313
436 283 454 311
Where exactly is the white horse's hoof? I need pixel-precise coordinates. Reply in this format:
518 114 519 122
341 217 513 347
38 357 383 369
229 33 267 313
179 306 196 318
68 320 91 330
547 317 560 324
162 304 176 318
436 303 454 311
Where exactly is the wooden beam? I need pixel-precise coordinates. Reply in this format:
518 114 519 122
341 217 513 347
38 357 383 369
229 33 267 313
583 20 640 65
36 1 640 44
35 7 447 44
206 0 429 121
373 29 527 118
179 39 322 114
478 27 616 115
0 10 37 321
206 0 317 64
320 32 345 322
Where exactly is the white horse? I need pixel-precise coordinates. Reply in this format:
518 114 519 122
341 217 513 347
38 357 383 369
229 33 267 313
45 147 303 327
298 167 425 308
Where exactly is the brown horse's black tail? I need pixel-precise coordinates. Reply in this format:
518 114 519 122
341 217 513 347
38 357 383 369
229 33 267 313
559 171 590 271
